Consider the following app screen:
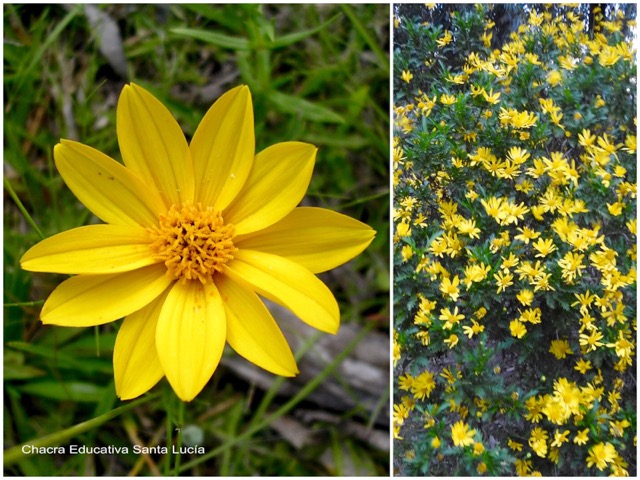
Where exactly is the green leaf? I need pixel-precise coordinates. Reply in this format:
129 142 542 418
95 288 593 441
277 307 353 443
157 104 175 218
17 381 105 403
3 350 46 380
302 133 368 149
271 14 341 49
269 91 345 124
7 341 112 375
4 364 46 380
170 27 250 50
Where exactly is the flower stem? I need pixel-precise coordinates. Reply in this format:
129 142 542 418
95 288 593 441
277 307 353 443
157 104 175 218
162 384 174 476
4 300 44 308
173 399 185 476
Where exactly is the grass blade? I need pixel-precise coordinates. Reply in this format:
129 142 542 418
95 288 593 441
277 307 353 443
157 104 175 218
269 90 345 124
4 177 44 240
170 27 250 50
3 393 158 466
271 13 341 49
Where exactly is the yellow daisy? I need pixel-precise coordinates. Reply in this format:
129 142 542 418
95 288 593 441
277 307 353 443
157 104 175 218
20 83 375 402
451 420 476 447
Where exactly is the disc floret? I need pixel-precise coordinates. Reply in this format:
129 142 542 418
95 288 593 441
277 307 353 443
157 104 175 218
148 203 236 283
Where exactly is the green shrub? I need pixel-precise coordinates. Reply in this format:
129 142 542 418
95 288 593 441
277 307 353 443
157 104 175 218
393 4 636 476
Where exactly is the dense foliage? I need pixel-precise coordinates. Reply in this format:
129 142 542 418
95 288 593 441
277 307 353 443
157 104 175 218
393 4 636 476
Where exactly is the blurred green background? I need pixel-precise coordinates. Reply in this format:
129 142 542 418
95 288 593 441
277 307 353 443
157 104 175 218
4 4 389 475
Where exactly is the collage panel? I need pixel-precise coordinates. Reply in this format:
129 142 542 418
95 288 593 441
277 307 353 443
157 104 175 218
393 3 636 477
4 4 390 476
5 2 639 478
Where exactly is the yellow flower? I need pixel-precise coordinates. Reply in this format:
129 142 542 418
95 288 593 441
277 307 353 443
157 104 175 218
473 442 485 455
398 373 414 391
395 221 412 240
424 412 435 429
514 226 540 244
549 339 573 359
530 205 546 220
499 108 538 129
457 217 481 239
510 319 527 339
623 134 636 153
529 427 548 458
494 271 514 293
440 275 461 301
463 263 490 289
481 88 501 104
516 289 534 306
444 334 459 349
599 46 621 66
440 367 457 384
610 418 631 437
580 329 604 352
411 370 436 400
519 307 541 324
451 420 476 447
557 251 586 282
547 70 563 86
532 237 557 258
437 30 453 47
393 403 410 426
550 429 570 448
462 320 484 339
573 428 589 445
586 442 617 471
401 69 413 83
607 202 624 216
401 244 414 262
574 358 592 374
481 30 492 48
439 306 465 329
500 252 519 271
440 93 457 105
20 84 375 402
508 438 523 451
515 459 531 476
529 10 544 26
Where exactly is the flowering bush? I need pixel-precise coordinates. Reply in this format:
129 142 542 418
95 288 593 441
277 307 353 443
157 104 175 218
393 4 636 476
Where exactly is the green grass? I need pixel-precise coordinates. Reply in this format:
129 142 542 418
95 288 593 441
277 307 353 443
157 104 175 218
4 4 389 475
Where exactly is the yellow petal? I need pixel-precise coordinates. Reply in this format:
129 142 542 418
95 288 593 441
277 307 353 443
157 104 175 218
114 292 168 400
236 207 375 273
54 140 165 227
225 142 316 235
190 85 254 210
117 83 194 206
41 264 172 326
21 224 155 274
216 275 298 376
224 250 339 334
155 281 226 402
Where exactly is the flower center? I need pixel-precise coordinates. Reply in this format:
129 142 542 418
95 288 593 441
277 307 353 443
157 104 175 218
148 203 236 283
